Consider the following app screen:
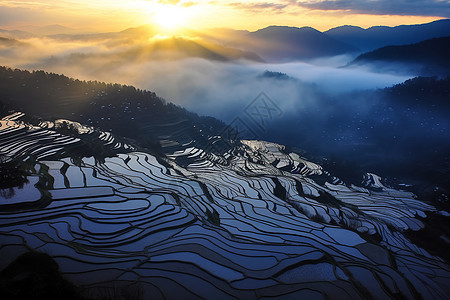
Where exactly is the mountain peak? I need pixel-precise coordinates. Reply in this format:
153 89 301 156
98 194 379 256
247 25 358 61
254 25 320 34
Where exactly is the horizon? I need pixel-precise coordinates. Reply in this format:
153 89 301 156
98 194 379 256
2 18 450 35
0 0 447 33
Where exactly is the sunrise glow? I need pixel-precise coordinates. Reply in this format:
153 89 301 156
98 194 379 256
0 0 444 33
153 5 187 31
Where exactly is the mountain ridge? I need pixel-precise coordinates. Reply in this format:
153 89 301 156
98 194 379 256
239 25 359 61
348 36 450 76
2 19 450 63
326 19 450 51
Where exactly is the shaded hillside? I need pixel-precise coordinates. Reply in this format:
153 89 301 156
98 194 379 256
384 76 450 107
254 75 450 199
123 36 263 62
326 19 450 51
0 29 33 39
0 251 86 300
0 37 24 47
0 66 227 155
348 36 450 76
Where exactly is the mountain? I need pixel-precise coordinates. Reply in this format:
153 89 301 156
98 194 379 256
118 24 160 38
257 74 450 196
214 20 450 62
190 27 250 45
3 20 450 64
0 67 228 155
240 26 359 62
326 19 450 52
127 36 263 62
6 27 263 63
19 24 92 36
348 36 450 76
0 37 24 47
0 29 33 39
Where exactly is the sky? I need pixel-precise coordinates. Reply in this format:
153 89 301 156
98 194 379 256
0 0 447 32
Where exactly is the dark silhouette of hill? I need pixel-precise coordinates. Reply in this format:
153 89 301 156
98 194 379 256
257 70 291 80
45 25 171 42
348 36 450 75
0 29 33 39
128 36 263 62
0 67 227 155
242 26 359 62
384 76 450 109
33 24 88 35
117 24 159 37
253 74 450 200
11 28 263 63
0 251 86 300
326 19 450 52
0 36 24 47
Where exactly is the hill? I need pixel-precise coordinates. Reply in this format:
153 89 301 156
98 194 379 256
348 36 450 76
0 66 228 156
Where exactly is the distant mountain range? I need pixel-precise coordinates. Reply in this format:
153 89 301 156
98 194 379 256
2 19 450 62
241 26 359 62
213 19 450 61
348 36 450 76
326 19 450 52
0 32 263 64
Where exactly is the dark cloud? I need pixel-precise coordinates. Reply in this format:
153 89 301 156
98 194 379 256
289 0 450 17
227 2 287 13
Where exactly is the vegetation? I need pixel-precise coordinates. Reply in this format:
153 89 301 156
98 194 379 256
0 155 29 198
0 66 227 155
0 251 86 300
351 36 450 75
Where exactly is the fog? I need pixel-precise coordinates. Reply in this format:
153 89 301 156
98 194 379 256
0 35 412 122
2 33 449 189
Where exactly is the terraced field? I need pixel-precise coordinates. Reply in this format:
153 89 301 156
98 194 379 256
1 114 449 299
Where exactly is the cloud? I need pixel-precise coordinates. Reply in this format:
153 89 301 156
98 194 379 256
226 2 287 13
290 0 450 17
158 0 183 4
179 1 198 7
157 0 198 6
0 32 411 124
5 31 442 175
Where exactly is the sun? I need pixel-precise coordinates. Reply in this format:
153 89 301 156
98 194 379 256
153 5 187 31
